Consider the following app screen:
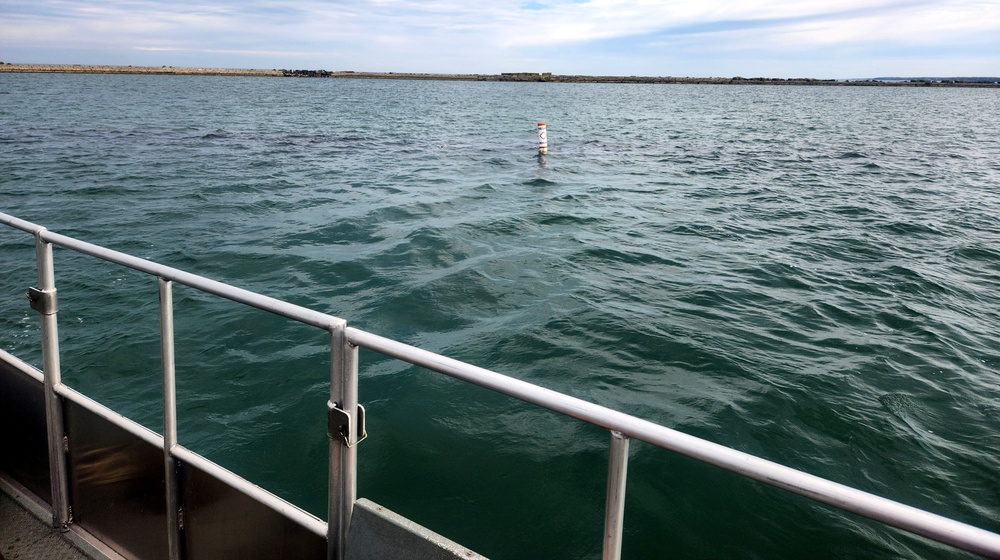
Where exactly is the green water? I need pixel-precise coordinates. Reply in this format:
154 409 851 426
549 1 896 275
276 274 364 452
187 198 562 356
1 73 999 559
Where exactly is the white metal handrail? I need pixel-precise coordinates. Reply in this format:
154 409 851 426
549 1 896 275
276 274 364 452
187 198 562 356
2 211 999 560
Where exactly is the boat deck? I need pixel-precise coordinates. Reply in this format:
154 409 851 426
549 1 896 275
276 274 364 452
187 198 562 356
0 487 107 560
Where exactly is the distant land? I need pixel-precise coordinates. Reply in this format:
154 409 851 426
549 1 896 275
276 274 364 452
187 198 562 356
872 77 1000 83
1 64 998 87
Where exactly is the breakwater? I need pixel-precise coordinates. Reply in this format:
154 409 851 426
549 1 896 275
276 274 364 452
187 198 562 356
1 63 997 87
0 64 283 77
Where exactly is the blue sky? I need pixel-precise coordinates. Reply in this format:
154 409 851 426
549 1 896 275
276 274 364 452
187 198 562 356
1 0 997 78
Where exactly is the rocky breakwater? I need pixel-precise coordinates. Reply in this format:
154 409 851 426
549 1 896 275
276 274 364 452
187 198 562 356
282 70 999 87
0 64 282 77
281 69 491 80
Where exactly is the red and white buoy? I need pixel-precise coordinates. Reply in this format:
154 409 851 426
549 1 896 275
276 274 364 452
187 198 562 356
537 122 548 154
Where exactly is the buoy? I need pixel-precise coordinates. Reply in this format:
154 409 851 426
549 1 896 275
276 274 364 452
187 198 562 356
538 122 548 154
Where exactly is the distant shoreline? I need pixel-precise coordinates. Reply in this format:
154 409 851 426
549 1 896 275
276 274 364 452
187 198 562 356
2 64 998 88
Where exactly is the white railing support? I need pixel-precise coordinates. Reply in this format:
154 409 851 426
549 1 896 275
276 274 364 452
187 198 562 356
159 277 183 560
328 322 358 560
603 431 630 560
33 229 71 531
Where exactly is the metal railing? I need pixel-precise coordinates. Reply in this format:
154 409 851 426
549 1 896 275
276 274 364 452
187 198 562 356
2 210 1000 560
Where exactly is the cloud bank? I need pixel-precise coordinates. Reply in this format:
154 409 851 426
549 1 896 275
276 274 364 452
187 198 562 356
1 0 997 77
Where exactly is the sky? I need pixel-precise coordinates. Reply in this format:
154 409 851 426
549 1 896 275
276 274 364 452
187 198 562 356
1 0 997 79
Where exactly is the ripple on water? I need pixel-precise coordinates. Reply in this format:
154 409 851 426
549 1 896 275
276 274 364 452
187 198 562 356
2 75 999 559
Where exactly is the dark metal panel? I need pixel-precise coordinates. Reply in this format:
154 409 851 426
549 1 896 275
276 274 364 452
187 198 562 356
181 461 326 560
65 398 169 560
0 357 51 503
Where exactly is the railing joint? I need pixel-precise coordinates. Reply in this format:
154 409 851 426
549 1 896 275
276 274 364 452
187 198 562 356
27 286 58 315
328 401 367 447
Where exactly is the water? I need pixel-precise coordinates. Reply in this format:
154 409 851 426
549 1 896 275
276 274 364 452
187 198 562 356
2 73 1000 559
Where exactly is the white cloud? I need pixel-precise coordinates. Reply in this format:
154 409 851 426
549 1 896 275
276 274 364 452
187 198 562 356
1 0 997 76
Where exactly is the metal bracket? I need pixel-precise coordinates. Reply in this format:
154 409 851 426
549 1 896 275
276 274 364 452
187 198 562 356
328 401 367 447
27 287 58 315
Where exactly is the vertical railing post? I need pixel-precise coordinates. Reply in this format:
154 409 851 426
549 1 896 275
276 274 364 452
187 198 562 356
327 322 357 560
160 278 183 560
603 430 630 560
33 230 71 531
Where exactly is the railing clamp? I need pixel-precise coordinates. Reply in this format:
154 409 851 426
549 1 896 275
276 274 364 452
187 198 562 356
27 286 58 315
328 401 367 447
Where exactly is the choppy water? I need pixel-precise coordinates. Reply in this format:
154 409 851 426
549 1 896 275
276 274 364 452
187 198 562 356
2 73 999 559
